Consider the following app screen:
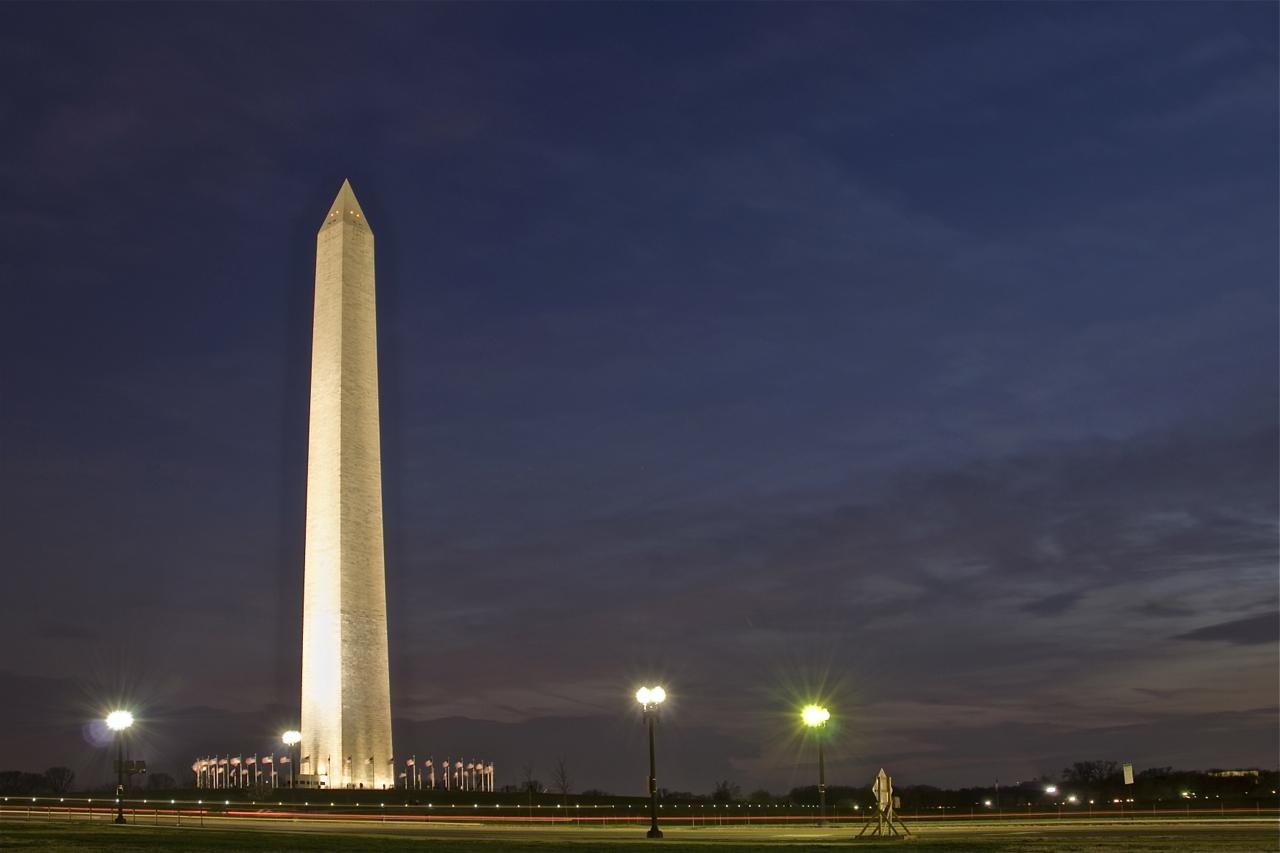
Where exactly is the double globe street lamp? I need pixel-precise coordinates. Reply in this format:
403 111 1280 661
635 686 667 839
801 704 831 826
105 710 134 824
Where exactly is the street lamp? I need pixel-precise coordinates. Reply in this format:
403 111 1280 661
106 710 134 824
635 686 666 839
801 704 830 826
282 731 302 789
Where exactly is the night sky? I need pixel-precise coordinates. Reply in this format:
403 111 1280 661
1 3 1276 794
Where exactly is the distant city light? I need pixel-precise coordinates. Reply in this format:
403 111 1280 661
1044 785 1058 795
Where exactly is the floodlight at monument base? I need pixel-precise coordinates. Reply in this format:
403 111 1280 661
281 730 303 789
635 686 666 708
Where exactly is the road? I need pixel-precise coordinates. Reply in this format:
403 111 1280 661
4 800 1277 846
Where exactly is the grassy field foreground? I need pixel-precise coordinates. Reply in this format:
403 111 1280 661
2 820 1279 853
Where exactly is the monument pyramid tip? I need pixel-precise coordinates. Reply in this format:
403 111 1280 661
322 179 370 230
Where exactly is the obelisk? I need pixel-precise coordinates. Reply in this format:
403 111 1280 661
299 180 393 789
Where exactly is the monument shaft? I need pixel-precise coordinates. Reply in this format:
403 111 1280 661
300 181 393 789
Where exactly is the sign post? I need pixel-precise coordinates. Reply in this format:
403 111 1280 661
857 768 911 838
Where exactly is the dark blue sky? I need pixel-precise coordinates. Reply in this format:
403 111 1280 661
1 3 1276 793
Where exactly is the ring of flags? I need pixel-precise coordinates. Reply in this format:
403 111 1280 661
192 752 494 791
193 755 285 789
399 756 496 792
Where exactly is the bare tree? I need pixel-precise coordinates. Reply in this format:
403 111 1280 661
146 772 176 790
44 767 74 794
520 762 541 816
711 779 741 802
520 763 543 795
1062 761 1119 785
550 757 572 801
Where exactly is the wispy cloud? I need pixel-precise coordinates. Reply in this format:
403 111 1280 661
1175 612 1279 646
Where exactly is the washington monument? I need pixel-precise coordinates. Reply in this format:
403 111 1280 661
299 180 393 789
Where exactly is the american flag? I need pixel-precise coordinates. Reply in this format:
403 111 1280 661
246 755 256 766
278 756 289 765
231 756 241 766
263 756 274 765
406 757 415 767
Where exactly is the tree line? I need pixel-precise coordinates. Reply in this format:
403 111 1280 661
501 760 1277 809
0 766 178 795
787 763 1278 810
3 760 1273 805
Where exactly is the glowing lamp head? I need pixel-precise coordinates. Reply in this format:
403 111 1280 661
801 705 830 727
635 686 666 707
106 710 134 731
282 730 302 746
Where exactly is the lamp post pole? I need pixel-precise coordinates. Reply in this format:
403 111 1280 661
635 686 666 839
646 710 661 838
817 731 827 826
801 705 831 827
106 710 134 825
115 731 126 824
